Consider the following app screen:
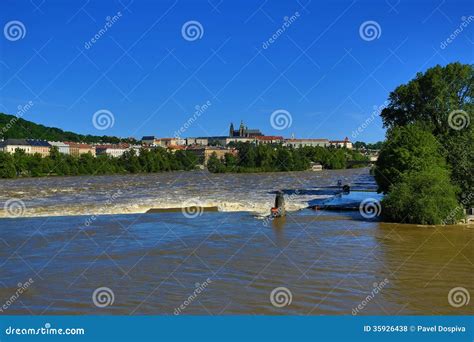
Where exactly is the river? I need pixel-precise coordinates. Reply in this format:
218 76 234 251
0 168 472 315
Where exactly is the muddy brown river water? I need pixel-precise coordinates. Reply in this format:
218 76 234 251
0 169 472 315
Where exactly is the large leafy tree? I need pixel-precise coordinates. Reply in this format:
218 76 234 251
376 125 462 224
382 167 462 225
380 63 473 134
375 125 447 193
380 62 473 207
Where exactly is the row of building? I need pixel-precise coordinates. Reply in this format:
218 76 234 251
142 121 352 149
141 136 352 149
0 139 142 158
0 138 241 165
0 122 353 162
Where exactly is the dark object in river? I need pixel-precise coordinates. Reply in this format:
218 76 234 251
270 191 286 217
342 184 350 193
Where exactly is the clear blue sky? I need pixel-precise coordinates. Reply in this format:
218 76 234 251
1 0 472 142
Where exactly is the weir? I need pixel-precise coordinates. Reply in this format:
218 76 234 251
307 174 382 211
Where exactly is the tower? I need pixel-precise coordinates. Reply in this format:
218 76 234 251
229 123 234 137
239 121 245 137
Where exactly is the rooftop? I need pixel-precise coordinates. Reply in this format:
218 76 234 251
286 138 329 142
96 143 130 149
65 142 94 148
27 139 51 147
256 136 283 140
0 139 29 146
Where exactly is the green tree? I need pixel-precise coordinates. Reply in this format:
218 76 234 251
224 153 238 169
375 125 447 193
275 148 293 171
120 149 141 173
379 62 473 206
382 168 463 225
175 150 198 170
380 63 473 135
207 153 226 173
0 152 16 178
237 143 256 168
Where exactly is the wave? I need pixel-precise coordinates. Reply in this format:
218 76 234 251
0 195 328 219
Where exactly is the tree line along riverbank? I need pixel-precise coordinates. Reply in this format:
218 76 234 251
0 143 370 178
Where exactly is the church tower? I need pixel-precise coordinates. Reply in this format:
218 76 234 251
229 123 234 137
239 121 245 137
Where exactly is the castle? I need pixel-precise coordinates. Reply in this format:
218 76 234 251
229 121 263 138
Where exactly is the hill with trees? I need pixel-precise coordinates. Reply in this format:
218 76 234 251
0 112 136 144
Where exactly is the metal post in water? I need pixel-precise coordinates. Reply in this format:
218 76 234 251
271 191 286 217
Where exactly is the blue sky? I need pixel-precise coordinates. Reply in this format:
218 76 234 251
1 0 472 142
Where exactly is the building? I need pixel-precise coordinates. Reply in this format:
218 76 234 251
255 136 283 145
186 146 236 164
166 145 187 153
28 140 51 157
229 121 263 138
0 139 32 154
141 136 157 146
142 136 186 147
284 138 329 148
48 141 70 155
329 137 353 149
129 145 142 155
155 138 186 147
0 139 51 157
310 162 323 171
225 137 256 145
95 144 130 158
66 142 96 157
186 137 209 146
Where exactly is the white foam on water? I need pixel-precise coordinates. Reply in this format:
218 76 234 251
0 195 321 218
0 169 367 218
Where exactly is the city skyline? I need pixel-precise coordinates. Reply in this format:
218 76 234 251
1 0 472 143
